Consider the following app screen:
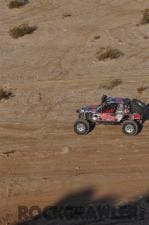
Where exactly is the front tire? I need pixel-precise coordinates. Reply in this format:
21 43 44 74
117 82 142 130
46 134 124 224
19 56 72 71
122 120 139 136
74 119 90 135
89 122 96 132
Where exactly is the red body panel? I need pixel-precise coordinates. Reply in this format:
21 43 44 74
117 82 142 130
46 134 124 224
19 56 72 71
100 113 116 122
132 113 141 120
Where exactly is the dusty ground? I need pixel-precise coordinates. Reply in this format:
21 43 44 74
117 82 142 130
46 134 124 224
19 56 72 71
0 0 149 224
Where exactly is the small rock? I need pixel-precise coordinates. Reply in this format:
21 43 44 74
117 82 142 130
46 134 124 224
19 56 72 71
63 13 72 18
94 35 101 40
62 146 71 154
75 167 80 176
75 166 80 170
3 150 16 157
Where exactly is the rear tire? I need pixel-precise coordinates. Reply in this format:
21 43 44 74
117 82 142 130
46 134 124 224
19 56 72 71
122 120 139 136
74 119 90 135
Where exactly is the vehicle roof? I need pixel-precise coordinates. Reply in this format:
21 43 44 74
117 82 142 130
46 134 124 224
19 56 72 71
106 97 130 104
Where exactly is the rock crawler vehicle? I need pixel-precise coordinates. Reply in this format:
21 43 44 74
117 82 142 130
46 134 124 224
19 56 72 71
74 96 149 136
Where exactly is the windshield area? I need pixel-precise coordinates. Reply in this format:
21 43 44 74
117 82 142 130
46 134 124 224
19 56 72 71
97 103 118 113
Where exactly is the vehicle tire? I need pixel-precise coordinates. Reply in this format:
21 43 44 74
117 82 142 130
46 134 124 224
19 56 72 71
130 99 146 115
122 120 139 136
74 119 90 135
137 122 143 134
89 122 95 132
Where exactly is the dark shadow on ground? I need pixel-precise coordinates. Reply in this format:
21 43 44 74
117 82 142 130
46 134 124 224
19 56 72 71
16 187 149 225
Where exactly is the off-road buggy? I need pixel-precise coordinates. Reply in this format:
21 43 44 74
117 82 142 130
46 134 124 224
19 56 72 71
74 96 148 136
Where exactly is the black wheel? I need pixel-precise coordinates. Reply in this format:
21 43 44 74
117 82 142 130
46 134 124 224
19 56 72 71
122 120 139 136
131 99 146 115
137 122 143 134
74 119 90 135
89 122 96 132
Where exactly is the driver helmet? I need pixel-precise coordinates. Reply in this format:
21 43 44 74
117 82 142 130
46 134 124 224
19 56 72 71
101 94 107 103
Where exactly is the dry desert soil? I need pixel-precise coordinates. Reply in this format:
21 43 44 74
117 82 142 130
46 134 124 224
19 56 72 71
0 0 149 224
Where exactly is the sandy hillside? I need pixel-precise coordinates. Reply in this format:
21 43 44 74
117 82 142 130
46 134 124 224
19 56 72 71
0 0 149 224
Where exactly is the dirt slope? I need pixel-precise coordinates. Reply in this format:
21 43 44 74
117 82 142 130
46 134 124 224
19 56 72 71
0 0 149 224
